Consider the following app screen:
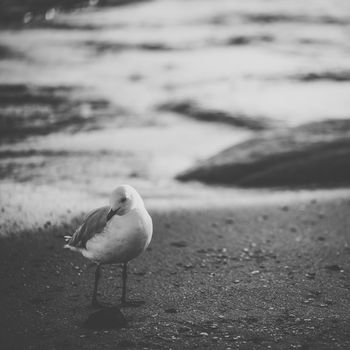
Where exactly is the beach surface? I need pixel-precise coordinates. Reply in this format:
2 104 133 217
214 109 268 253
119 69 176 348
1 189 350 349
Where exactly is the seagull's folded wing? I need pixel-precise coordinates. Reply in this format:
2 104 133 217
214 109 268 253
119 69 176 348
67 206 110 249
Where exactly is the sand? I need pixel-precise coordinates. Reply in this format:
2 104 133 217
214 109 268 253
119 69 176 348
1 190 350 349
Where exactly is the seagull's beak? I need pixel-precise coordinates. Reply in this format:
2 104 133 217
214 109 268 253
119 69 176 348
107 207 119 221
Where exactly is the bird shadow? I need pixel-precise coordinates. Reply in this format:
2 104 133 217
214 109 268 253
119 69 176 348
84 306 128 330
84 299 145 329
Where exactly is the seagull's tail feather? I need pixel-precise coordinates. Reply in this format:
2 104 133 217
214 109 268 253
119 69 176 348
63 234 80 251
63 243 82 252
63 235 73 249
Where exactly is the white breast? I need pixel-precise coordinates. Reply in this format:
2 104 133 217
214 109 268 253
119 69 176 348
83 207 153 264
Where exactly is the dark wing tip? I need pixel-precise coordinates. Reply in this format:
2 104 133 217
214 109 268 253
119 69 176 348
66 206 109 249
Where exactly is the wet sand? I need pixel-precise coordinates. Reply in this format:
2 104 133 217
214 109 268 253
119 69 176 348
1 191 350 349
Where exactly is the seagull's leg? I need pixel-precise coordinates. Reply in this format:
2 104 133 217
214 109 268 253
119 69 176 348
92 264 101 307
121 262 128 304
120 263 145 307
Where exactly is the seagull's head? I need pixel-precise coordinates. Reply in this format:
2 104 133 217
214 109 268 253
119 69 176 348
107 185 141 220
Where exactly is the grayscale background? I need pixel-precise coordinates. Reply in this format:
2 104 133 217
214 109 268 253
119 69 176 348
0 1 350 349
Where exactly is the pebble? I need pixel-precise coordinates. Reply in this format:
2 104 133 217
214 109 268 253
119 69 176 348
164 308 177 314
184 263 194 270
305 272 316 279
325 264 343 271
170 241 188 248
303 299 312 304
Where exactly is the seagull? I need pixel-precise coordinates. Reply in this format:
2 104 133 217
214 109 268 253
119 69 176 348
64 184 153 307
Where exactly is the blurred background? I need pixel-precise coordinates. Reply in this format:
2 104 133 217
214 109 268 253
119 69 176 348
0 0 350 231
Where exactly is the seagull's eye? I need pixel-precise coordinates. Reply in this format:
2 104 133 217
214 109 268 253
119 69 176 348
120 197 127 203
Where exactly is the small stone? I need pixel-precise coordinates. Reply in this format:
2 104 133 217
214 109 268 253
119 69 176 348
133 271 146 276
184 263 194 270
170 241 187 248
305 272 316 279
200 332 208 336
251 270 260 275
164 308 177 314
325 264 343 272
